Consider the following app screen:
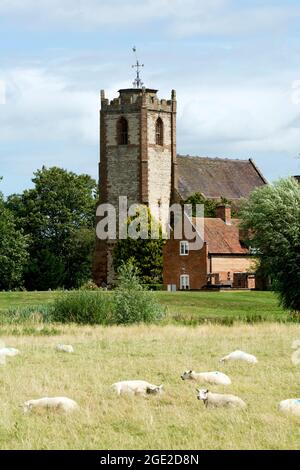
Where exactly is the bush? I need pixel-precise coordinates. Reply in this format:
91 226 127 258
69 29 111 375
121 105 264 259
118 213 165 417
112 262 166 325
79 280 101 291
52 290 112 324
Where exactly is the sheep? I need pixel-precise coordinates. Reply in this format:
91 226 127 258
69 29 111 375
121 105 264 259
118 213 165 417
278 399 300 417
196 388 247 409
112 380 163 396
23 397 79 413
291 339 300 350
181 370 231 385
291 340 300 365
0 346 20 365
0 347 20 357
55 344 74 353
220 350 258 364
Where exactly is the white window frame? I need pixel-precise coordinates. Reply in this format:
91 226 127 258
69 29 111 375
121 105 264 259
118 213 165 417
180 240 189 256
180 274 190 290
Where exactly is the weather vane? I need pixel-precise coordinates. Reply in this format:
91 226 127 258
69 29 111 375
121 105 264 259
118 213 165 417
132 46 144 88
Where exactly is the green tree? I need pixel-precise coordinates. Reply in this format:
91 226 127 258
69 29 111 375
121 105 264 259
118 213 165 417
185 192 236 217
113 208 165 286
240 178 300 313
7 167 97 290
0 179 29 290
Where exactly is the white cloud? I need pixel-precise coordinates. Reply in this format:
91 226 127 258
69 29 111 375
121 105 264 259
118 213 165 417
0 0 299 36
0 80 5 104
177 83 300 155
0 68 98 144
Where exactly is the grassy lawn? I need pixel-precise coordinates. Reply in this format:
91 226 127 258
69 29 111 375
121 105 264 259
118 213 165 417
0 290 287 324
0 291 57 312
0 323 299 449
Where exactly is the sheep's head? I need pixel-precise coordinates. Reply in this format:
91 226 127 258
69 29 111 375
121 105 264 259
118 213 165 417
181 370 193 380
22 401 33 413
146 385 163 395
196 388 209 401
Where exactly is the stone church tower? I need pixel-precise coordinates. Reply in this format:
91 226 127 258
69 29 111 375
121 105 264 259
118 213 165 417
93 87 177 286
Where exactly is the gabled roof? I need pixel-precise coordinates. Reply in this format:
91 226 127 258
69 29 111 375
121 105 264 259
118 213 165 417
177 156 267 201
193 217 248 255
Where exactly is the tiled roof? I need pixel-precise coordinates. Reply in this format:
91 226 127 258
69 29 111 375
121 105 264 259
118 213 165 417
177 155 266 200
193 217 248 255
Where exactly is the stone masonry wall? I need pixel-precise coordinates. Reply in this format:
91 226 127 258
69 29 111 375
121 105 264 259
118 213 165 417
147 111 172 233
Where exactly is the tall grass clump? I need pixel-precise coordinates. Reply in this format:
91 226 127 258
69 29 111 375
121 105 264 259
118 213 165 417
0 305 53 325
52 290 112 324
112 261 166 324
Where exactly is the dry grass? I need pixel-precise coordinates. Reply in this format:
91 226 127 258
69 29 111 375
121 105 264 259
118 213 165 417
0 323 299 450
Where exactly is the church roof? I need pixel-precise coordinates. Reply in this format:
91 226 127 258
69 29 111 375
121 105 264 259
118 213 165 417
176 155 267 201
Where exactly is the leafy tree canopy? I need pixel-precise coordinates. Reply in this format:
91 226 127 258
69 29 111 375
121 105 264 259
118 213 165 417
184 193 237 218
0 178 29 290
7 167 97 290
113 208 165 286
240 178 300 313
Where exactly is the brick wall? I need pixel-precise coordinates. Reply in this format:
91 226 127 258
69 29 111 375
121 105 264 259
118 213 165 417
163 239 208 290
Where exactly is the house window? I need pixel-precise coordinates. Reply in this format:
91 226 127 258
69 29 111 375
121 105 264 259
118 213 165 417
180 240 189 256
117 117 128 145
155 117 163 146
180 274 190 290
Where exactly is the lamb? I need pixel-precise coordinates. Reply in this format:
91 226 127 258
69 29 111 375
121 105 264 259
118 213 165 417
181 370 231 385
196 388 247 409
220 350 258 364
112 380 163 396
23 397 79 413
278 399 300 417
55 344 74 353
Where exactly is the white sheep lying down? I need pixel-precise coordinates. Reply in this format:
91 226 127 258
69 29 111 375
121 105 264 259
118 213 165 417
181 370 231 385
55 344 74 353
112 380 163 396
0 345 20 365
220 350 258 364
278 399 300 417
0 347 20 357
197 389 247 409
23 397 79 413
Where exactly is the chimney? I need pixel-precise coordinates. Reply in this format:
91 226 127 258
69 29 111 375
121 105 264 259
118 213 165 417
216 204 231 225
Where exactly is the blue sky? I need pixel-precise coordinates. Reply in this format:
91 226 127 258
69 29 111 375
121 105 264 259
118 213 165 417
1 0 300 196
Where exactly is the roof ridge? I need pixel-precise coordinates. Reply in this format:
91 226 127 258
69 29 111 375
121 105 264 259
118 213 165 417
177 155 250 163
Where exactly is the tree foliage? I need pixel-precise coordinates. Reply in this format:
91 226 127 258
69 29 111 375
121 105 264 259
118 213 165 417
7 167 97 290
112 261 165 324
0 179 29 290
184 192 236 217
240 178 300 313
113 208 165 286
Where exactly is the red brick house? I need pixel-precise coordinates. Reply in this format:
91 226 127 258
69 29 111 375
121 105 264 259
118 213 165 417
163 205 257 291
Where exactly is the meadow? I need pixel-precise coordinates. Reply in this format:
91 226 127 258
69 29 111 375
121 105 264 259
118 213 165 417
0 290 292 326
0 291 299 450
0 323 299 450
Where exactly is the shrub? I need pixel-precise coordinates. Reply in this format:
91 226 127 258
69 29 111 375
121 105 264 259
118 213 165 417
52 290 112 324
112 261 166 325
79 280 101 291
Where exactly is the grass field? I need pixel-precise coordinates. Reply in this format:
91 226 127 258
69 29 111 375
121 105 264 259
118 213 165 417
0 290 290 325
0 323 299 450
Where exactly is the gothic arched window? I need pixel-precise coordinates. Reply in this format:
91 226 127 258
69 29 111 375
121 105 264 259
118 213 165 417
155 117 164 146
117 117 128 145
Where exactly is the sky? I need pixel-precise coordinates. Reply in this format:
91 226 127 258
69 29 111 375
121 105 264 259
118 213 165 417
1 0 300 196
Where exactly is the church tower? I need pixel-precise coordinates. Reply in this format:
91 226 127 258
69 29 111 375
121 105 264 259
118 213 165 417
93 86 177 286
